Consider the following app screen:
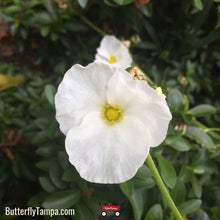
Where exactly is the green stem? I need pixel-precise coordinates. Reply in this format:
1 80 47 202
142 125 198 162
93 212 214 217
146 154 184 220
77 15 106 36
192 118 220 140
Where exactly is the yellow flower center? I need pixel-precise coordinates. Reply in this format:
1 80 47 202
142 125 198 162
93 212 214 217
101 104 124 125
108 56 117 64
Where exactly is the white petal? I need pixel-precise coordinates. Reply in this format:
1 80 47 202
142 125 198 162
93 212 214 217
106 68 172 147
96 35 123 58
65 112 150 184
55 63 114 135
128 102 172 147
95 35 132 69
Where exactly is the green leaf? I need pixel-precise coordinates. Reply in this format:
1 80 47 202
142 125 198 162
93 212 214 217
62 168 87 190
113 0 133 5
40 26 50 37
44 84 56 106
27 192 48 207
185 126 215 149
120 182 144 220
130 190 144 220
135 164 152 180
32 12 53 25
36 144 54 157
165 136 190 151
132 177 155 189
120 181 134 198
77 0 88 8
49 161 67 189
75 200 96 220
104 0 118 6
178 199 202 214
189 104 216 117
194 0 203 10
197 209 210 220
42 189 81 209
144 204 163 220
3 5 22 14
156 154 177 188
192 177 202 198
62 168 79 182
167 89 184 112
171 178 186 205
36 160 51 171
39 176 57 193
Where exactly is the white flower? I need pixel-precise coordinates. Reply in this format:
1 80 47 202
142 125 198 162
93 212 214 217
94 35 132 69
55 63 172 184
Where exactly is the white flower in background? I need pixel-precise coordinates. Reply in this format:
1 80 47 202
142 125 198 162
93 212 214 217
94 35 132 69
55 63 172 184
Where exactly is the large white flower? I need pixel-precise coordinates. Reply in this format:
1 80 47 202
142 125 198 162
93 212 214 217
94 35 132 69
55 63 172 184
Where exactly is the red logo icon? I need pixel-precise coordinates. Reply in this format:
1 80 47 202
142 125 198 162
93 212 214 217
101 203 120 217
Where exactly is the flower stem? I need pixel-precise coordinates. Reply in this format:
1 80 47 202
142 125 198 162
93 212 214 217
77 15 106 36
146 154 184 220
191 118 220 140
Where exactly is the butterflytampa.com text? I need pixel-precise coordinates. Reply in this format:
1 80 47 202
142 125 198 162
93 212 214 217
5 207 75 217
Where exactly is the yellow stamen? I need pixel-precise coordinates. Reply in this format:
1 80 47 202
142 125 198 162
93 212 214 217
101 104 124 125
155 87 166 99
108 56 117 64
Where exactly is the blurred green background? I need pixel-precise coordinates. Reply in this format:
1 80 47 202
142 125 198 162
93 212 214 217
0 0 220 219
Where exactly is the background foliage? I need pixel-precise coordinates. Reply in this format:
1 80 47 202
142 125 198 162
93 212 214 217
0 0 220 219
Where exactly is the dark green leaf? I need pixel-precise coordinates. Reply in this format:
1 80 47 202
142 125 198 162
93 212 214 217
185 126 215 149
27 192 48 207
49 161 67 189
44 84 56 106
36 160 51 171
167 89 184 112
144 204 163 220
171 178 186 205
197 209 210 220
120 182 144 220
132 177 155 189
39 176 57 193
3 5 22 14
178 199 202 214
75 200 96 220
32 12 53 25
165 136 190 151
156 154 177 188
189 104 216 117
120 181 134 198
192 177 202 198
135 164 152 180
42 189 81 209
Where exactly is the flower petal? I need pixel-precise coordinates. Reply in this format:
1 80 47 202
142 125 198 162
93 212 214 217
65 112 149 184
94 35 132 69
106 68 172 147
55 63 114 135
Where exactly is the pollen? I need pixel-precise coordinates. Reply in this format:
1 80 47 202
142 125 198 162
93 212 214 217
108 56 117 64
101 104 124 125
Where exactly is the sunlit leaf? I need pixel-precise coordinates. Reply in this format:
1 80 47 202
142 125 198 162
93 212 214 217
0 74 24 92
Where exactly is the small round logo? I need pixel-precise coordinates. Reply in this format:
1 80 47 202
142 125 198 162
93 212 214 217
102 211 107 216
